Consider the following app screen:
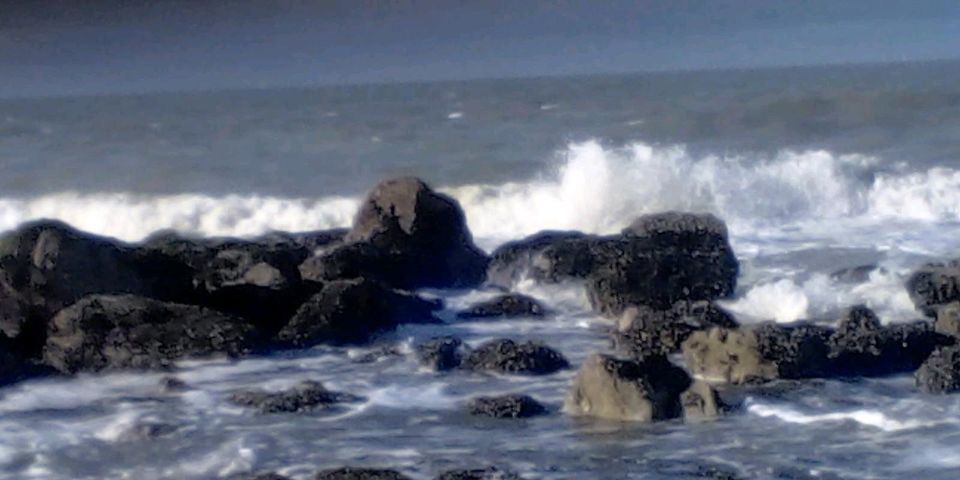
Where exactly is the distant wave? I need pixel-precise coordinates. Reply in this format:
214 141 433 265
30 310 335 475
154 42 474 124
2 140 960 245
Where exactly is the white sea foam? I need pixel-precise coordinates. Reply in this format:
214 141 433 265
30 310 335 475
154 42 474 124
747 402 926 432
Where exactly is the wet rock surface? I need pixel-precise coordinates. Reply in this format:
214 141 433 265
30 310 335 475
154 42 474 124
229 381 362 414
456 293 547 320
434 467 522 480
614 301 738 359
467 394 547 419
461 339 569 375
416 336 469 371
916 345 960 394
314 467 412 480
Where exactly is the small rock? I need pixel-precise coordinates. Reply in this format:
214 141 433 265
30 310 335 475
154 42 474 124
434 467 522 480
456 294 547 320
158 376 188 393
461 339 568 375
116 421 178 441
680 381 724 421
468 394 547 419
228 472 292 480
416 336 469 371
314 467 411 480
229 381 362 414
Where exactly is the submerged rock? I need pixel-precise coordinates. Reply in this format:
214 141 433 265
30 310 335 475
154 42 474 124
564 353 691 422
416 336 469 371
461 339 569 375
229 381 362 414
314 467 411 480
434 467 521 480
468 394 547 419
158 376 189 393
614 301 738 359
276 278 440 347
456 293 547 320
916 345 960 394
42 294 256 374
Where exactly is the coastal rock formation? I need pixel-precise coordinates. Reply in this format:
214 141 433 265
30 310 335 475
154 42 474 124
467 394 547 418
276 278 440 347
614 301 738 359
564 353 691 422
42 294 255 374
461 339 569 375
906 260 960 316
916 345 960 394
456 293 547 320
434 467 521 480
485 231 605 288
314 468 412 480
229 380 362 413
416 336 469 371
680 380 725 421
302 178 488 289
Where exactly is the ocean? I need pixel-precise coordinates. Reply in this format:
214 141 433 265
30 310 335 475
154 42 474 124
2 60 960 479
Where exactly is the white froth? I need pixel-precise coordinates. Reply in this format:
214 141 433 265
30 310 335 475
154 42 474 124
747 403 926 432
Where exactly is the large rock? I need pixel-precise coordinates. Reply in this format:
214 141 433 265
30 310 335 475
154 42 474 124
682 323 832 384
229 380 362 413
304 177 488 290
467 394 547 418
42 294 256 374
415 336 469 371
906 260 960 316
485 231 611 288
461 339 569 375
934 301 960 337
434 468 521 480
916 345 960 394
456 293 547 320
564 353 691 422
315 468 411 480
276 278 440 347
614 301 738 360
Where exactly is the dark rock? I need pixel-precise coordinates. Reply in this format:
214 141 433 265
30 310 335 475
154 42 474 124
916 345 960 394
158 376 189 393
485 231 608 288
42 294 256 374
229 380 362 414
682 323 833 384
467 394 547 418
564 353 691 422
456 294 547 320
906 260 960 316
0 333 35 386
461 339 568 375
416 336 469 371
276 278 440 347
315 467 411 480
115 421 178 441
315 177 489 289
613 301 738 359
434 467 521 480
260 228 348 253
228 473 291 480
350 345 404 364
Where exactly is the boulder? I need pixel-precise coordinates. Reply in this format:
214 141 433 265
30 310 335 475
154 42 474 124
682 323 832 384
916 345 960 394
276 278 440 347
434 468 521 480
467 394 547 418
485 231 611 288
318 177 488 289
564 353 691 422
613 301 738 359
456 293 547 320
461 339 568 375
315 468 411 480
229 381 362 413
934 301 960 337
680 380 725 421
415 336 469 371
906 260 960 316
42 294 256 374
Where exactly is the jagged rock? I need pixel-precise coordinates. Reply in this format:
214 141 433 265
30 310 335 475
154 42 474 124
906 260 960 316
934 301 960 337
416 336 469 371
467 394 547 418
434 467 521 480
916 345 960 394
614 301 738 359
681 380 725 421
314 467 411 480
276 278 440 347
461 339 568 375
456 294 547 320
485 231 602 288
229 381 362 414
42 294 256 374
564 353 691 422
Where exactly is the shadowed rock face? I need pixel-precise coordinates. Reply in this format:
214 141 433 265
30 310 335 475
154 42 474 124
564 353 691 422
456 293 547 320
681 380 726 421
485 230 602 288
434 467 522 480
461 339 569 375
276 278 440 347
614 301 738 360
916 345 960 394
229 381 362 414
467 394 547 418
314 468 412 480
42 294 256 374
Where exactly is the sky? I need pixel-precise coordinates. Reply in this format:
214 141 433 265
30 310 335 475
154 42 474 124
2 0 960 97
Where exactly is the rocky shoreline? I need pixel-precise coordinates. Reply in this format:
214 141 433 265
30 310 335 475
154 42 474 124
2 176 960 478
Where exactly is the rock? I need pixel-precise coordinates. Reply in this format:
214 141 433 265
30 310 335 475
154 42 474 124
681 380 724 421
228 473 291 480
115 421 179 441
461 339 568 375
826 305 951 377
350 345 404 364
42 294 256 374
261 228 349 253
916 345 960 394
330 177 489 289
456 294 547 320
467 394 547 418
0 220 195 353
485 231 609 288
564 353 691 422
276 278 440 347
830 265 880 284
934 301 960 337
434 467 521 480
416 336 469 371
229 381 362 414
682 323 832 384
314 468 411 480
158 376 189 393
613 301 738 359
0 333 34 386
906 260 960 316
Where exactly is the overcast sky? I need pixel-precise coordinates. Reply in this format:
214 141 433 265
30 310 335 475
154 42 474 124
2 0 960 97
